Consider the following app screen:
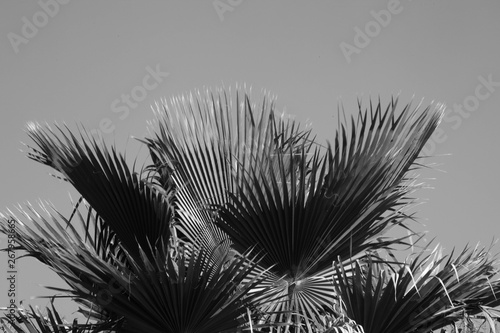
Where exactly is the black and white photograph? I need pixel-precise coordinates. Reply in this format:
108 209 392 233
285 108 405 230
1 1 500 332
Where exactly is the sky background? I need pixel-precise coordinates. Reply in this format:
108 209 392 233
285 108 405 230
1 0 500 322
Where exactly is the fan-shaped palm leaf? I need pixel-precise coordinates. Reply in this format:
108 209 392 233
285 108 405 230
142 89 315 254
24 123 174 262
333 243 500 333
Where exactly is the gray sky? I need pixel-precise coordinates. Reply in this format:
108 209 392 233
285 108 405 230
1 0 499 321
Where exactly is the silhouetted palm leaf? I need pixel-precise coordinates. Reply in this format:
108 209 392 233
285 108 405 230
333 244 500 333
24 123 174 261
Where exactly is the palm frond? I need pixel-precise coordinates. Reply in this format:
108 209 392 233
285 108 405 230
141 89 444 330
24 122 174 261
333 243 500 333
214 97 444 328
142 88 316 253
1 87 466 333
0 204 279 333
0 202 129 322
100 243 278 333
0 299 122 333
69 197 127 266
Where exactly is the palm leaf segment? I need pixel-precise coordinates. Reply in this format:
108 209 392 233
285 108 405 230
142 89 314 248
23 123 173 261
334 243 500 333
145 89 444 329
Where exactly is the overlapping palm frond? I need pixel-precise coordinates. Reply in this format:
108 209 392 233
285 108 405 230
143 89 444 330
4 86 488 333
217 97 444 329
221 97 444 277
0 201 132 325
142 88 316 252
0 118 282 332
333 243 500 333
100 243 278 333
1 203 273 332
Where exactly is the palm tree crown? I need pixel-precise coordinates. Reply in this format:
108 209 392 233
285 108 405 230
2 87 500 333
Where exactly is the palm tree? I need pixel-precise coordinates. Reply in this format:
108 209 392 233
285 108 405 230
1 87 499 332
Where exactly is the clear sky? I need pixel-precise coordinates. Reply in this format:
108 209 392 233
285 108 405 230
1 0 499 322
